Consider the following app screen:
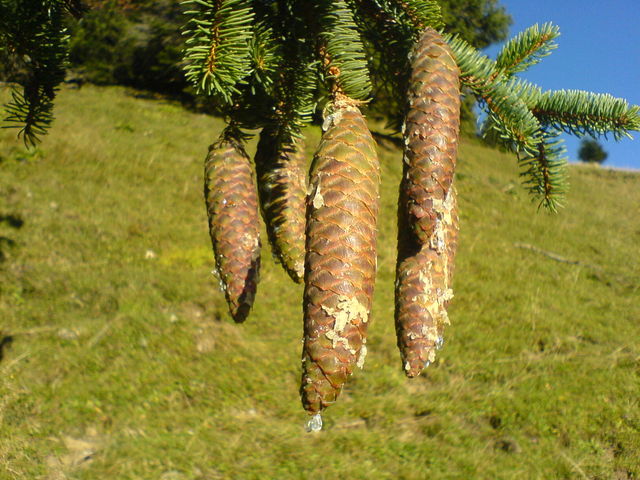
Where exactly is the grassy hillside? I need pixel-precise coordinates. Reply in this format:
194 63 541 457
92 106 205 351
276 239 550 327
1 85 638 479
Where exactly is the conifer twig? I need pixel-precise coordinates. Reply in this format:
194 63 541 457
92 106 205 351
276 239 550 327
514 243 599 269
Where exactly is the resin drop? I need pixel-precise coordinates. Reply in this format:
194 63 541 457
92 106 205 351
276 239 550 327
306 413 323 433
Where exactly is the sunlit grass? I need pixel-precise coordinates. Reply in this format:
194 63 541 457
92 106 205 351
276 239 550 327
1 85 638 479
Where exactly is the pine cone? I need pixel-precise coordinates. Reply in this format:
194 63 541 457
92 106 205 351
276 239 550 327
402 27 460 245
254 127 307 283
204 136 261 323
301 103 380 414
395 28 461 377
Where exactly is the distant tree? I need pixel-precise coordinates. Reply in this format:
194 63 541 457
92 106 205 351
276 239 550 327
67 0 186 93
439 0 511 49
578 138 608 164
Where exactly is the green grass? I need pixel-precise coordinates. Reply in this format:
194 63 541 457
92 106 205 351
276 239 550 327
1 85 638 479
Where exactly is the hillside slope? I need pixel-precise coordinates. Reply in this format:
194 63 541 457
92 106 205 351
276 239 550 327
1 86 638 479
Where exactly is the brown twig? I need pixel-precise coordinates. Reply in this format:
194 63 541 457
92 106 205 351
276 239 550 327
514 243 597 269
371 130 403 149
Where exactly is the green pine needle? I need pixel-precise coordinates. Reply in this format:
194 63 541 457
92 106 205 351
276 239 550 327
446 34 502 93
1 0 69 146
261 0 318 137
533 90 640 141
503 78 640 140
517 129 567 212
4 88 55 147
480 84 542 156
447 35 541 154
394 0 443 32
321 0 372 100
448 33 640 211
496 22 560 76
247 22 279 94
182 0 254 103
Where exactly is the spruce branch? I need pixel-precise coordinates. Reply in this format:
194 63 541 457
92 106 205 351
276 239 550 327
445 34 502 92
1 0 70 146
247 21 279 95
182 0 254 103
495 22 560 76
319 0 372 100
4 87 56 146
263 0 318 138
271 61 317 138
351 0 415 129
447 35 541 153
479 86 541 155
532 90 640 140
501 78 640 140
393 0 443 33
448 33 640 210
502 77 543 106
517 128 567 212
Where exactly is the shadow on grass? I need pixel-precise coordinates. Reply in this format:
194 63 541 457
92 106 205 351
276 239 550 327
0 213 24 262
0 334 14 362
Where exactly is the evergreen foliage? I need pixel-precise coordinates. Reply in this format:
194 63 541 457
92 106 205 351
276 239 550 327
394 0 443 32
495 22 559 76
442 31 638 210
437 0 511 49
320 0 371 100
517 128 567 211
2 1 638 199
67 2 186 93
265 1 316 138
0 0 70 146
533 90 640 141
182 0 254 104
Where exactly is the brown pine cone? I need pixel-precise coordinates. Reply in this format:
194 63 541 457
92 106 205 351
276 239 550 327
301 102 380 414
402 27 460 246
254 127 307 283
395 27 461 377
204 135 261 323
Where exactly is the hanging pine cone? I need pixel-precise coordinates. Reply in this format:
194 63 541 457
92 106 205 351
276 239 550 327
402 27 460 245
204 134 261 323
301 101 380 414
254 127 308 283
395 27 461 377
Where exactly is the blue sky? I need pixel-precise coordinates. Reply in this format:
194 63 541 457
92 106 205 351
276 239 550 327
483 0 640 169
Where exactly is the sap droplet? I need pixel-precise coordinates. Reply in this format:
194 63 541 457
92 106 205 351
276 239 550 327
424 360 431 369
306 413 323 433
436 336 444 350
